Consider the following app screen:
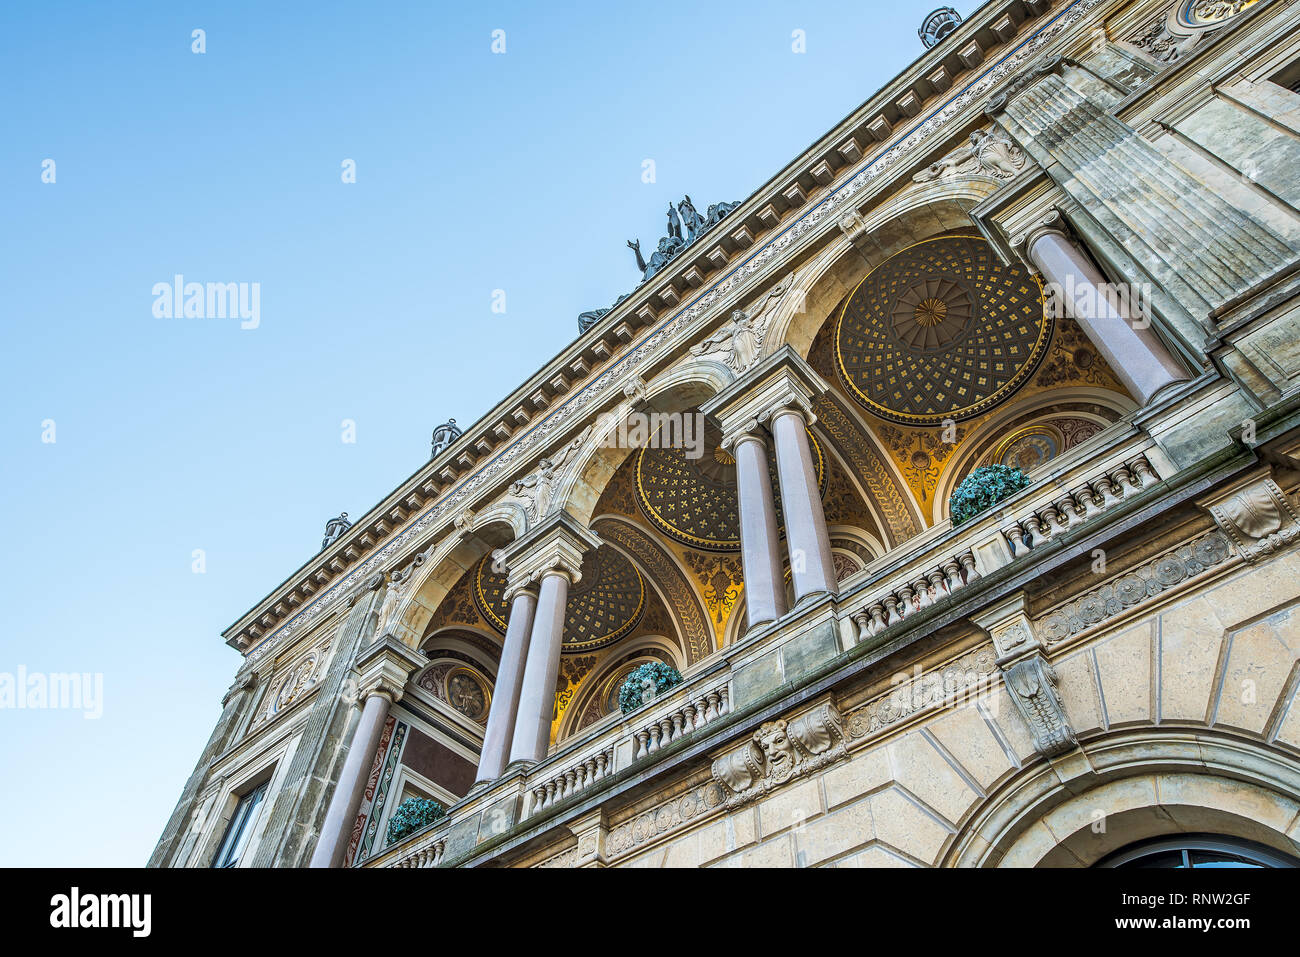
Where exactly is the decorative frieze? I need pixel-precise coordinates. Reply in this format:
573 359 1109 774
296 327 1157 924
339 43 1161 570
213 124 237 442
845 644 998 740
606 780 727 859
1035 530 1233 645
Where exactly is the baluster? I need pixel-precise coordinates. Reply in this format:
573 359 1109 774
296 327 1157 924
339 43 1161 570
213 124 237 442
646 724 660 754
669 712 684 742
718 687 729 716
851 608 871 642
544 780 556 809
704 691 720 723
1074 487 1101 520
660 717 674 746
1129 456 1155 488
897 585 916 618
1056 497 1080 529
596 749 609 779
1112 466 1138 499
928 567 948 601
635 729 650 759
683 702 697 734
959 551 979 583
914 576 933 608
883 595 901 626
867 603 886 635
942 558 964 593
1004 523 1028 557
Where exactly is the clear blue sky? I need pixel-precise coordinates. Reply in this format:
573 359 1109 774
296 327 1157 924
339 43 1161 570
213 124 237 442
0 0 974 866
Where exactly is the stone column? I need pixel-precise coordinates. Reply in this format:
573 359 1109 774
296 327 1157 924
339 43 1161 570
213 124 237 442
310 635 422 868
767 400 837 600
474 584 538 785
501 514 599 768
1016 212 1188 405
508 569 574 766
723 423 786 627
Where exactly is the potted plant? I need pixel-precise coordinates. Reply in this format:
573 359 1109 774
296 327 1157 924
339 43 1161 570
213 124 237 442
618 662 683 715
385 797 446 845
948 464 1032 526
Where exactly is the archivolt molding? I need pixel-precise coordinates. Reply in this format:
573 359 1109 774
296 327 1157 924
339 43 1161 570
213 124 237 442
948 731 1300 867
591 515 714 666
814 392 924 544
932 386 1135 524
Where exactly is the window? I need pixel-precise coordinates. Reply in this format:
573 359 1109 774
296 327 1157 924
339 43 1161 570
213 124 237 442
211 780 269 868
1096 835 1299 869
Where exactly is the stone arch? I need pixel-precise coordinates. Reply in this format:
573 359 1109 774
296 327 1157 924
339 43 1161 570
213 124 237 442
763 180 1005 363
946 730 1300 867
558 364 731 531
931 386 1138 525
813 392 925 544
382 516 518 650
591 515 714 666
555 635 684 741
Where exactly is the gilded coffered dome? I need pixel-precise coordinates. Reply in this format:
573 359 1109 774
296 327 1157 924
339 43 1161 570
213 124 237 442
835 234 1052 426
634 420 826 551
473 546 645 653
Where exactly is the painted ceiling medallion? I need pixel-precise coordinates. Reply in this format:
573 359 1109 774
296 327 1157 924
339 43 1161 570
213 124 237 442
835 234 1051 426
635 420 826 551
473 547 645 653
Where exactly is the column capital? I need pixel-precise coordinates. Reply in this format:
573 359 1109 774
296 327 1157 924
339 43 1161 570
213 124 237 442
1009 207 1070 256
354 634 424 703
500 512 600 592
702 345 827 440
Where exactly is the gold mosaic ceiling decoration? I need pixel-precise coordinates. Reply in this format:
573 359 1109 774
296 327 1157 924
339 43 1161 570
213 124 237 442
473 547 645 653
635 419 826 551
835 235 1052 426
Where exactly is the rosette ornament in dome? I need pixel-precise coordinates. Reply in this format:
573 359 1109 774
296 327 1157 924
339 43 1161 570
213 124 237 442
919 7 962 48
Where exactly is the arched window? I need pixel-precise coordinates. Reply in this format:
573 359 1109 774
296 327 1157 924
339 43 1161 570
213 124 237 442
1096 835 1298 869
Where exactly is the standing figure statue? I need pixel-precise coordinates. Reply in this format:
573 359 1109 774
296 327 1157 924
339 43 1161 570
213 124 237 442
666 203 683 241
677 195 705 243
322 512 351 550
430 418 462 458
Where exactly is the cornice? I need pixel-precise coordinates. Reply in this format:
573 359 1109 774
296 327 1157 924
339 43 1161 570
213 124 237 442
226 0 1118 662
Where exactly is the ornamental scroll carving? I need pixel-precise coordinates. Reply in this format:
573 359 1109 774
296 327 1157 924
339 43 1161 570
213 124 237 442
1206 477 1300 565
710 700 848 809
1003 655 1076 757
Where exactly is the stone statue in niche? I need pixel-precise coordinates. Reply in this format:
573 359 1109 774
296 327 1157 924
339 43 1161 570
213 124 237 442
913 128 1026 182
322 512 351 550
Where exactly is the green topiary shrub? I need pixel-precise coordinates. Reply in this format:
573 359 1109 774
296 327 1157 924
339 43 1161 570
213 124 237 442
385 797 446 845
618 662 684 715
948 464 1032 526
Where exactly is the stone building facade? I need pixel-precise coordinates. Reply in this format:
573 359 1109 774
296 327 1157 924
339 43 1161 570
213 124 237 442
152 0 1300 869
